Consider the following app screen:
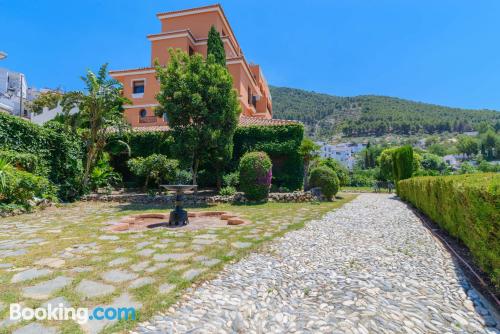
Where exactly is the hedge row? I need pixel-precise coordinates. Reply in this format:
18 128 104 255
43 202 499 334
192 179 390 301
398 173 500 287
0 113 84 201
108 123 304 190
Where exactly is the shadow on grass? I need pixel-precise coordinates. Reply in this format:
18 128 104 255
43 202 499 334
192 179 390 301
115 202 213 212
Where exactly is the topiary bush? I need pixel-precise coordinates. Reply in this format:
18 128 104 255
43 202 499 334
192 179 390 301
238 151 272 201
398 173 500 288
309 166 339 200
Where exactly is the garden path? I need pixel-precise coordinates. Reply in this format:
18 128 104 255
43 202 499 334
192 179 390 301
135 194 499 334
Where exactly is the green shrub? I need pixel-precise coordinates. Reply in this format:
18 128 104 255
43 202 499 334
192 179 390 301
90 153 122 191
128 154 179 188
219 186 236 196
309 166 339 200
238 151 272 201
317 158 349 186
349 168 379 187
398 173 500 288
233 124 304 190
0 150 49 176
392 146 414 191
0 159 57 208
222 172 239 188
0 113 84 201
174 170 192 184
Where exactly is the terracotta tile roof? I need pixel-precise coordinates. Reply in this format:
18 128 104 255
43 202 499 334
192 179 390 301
109 67 155 75
238 116 299 127
124 117 299 132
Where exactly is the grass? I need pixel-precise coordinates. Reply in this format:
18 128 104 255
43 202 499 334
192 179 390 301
0 193 356 333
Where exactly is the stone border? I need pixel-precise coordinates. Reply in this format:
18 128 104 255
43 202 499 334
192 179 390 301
83 191 317 205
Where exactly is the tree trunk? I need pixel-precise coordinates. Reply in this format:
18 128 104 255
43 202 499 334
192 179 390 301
192 158 199 186
303 160 310 190
82 146 95 190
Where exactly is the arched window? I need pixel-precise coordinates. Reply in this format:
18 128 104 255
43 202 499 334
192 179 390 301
139 109 147 118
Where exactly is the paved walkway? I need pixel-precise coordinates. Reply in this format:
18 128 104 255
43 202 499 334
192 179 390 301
135 194 499 334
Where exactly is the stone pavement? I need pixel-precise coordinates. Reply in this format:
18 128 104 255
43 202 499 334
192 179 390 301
135 194 499 334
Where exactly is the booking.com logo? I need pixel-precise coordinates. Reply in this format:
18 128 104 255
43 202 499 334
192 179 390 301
10 303 136 324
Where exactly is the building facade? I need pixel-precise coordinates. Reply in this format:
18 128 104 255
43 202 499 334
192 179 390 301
316 142 367 170
110 4 273 128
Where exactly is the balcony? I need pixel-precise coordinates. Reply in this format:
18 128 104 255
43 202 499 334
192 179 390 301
139 116 158 124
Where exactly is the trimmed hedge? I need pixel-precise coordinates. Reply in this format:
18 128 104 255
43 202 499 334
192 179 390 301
0 113 84 201
398 173 500 287
233 124 304 190
309 166 339 200
239 151 272 201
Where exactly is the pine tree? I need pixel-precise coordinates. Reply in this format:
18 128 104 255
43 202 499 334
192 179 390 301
207 25 226 66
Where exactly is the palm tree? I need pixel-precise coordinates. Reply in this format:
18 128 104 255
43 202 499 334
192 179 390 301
29 64 129 189
299 138 320 190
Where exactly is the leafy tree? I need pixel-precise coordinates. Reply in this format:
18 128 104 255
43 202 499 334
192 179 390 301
457 135 479 158
377 148 398 181
298 138 319 189
480 130 499 160
29 64 129 190
238 151 272 201
207 25 226 66
155 49 240 185
427 143 450 156
420 153 447 173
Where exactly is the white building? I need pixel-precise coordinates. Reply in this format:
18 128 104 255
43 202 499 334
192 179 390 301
0 68 68 124
316 142 367 170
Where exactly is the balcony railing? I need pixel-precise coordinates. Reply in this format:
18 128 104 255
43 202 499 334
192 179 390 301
139 116 158 124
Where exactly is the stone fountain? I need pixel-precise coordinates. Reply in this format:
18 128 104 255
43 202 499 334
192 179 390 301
161 184 197 226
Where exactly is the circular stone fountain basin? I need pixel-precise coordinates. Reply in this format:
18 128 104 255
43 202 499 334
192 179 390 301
106 211 248 233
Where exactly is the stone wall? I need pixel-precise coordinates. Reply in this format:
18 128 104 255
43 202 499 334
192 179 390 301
82 191 317 205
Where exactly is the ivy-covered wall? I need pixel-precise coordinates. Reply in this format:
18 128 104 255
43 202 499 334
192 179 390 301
0 113 84 201
109 123 305 190
233 124 304 190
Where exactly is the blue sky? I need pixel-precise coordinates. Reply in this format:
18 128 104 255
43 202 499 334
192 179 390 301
2 0 500 110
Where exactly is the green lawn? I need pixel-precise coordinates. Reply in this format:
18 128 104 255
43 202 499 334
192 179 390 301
0 194 356 334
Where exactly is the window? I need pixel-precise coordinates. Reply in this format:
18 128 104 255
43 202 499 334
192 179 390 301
163 113 169 123
133 80 145 94
139 109 147 118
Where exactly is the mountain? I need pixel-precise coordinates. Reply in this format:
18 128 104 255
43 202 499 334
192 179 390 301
270 86 500 139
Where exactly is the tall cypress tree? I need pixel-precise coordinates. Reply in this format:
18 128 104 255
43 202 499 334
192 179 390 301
207 25 226 66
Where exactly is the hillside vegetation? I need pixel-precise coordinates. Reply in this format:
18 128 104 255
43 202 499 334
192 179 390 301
270 86 500 139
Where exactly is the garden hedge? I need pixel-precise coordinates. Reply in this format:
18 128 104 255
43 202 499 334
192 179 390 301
0 113 84 201
233 124 304 190
238 151 272 201
398 173 500 287
109 123 305 190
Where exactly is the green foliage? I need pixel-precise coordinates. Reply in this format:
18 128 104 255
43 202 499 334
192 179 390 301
238 151 272 201
207 25 226 66
349 168 379 187
0 113 84 201
270 86 500 139
357 143 382 169
316 158 349 186
392 146 414 188
31 64 129 190
377 147 398 181
174 170 192 185
479 130 500 160
233 124 304 190
219 186 236 196
155 49 240 185
457 135 479 157
427 143 451 156
90 153 122 191
299 138 320 189
222 172 240 188
127 154 179 188
309 166 339 200
0 160 57 209
0 150 49 176
458 162 478 175
420 153 447 173
398 174 500 288
478 160 500 173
